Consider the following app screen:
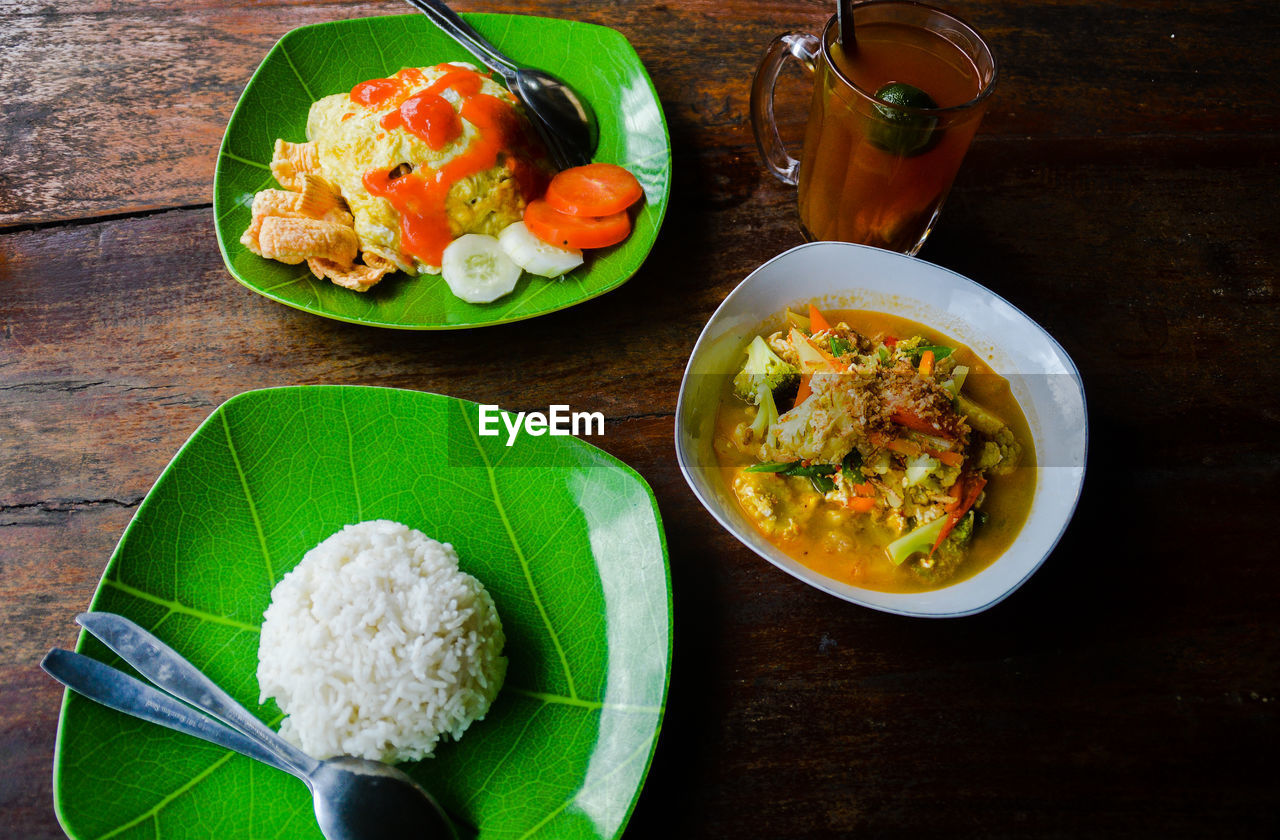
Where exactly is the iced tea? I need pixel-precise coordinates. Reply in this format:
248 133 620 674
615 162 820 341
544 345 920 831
752 2 996 254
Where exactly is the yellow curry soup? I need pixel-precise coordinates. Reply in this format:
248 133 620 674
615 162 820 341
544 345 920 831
713 308 1036 593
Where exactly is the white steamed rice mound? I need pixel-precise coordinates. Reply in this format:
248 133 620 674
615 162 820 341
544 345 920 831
257 519 506 763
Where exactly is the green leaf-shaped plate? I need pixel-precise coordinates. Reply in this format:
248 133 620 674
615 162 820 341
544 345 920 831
53 386 671 839
213 14 671 329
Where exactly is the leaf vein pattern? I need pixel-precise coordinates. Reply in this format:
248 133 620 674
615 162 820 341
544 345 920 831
430 473 492 506
263 272 313 292
278 42 316 102
216 173 275 224
524 514 577 562
103 579 261 633
519 726 656 840
462 701 550 809
91 751 237 840
459 401 578 699
88 710 287 839
366 16 390 77
516 794 573 840
506 686 660 714
498 275 559 317
219 151 271 172
222 411 275 586
342 400 363 520
576 727 656 799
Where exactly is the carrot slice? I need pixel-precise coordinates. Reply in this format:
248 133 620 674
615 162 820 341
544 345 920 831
808 305 832 333
885 437 923 457
524 199 631 250
929 449 965 467
544 163 643 217
918 349 935 376
931 476 986 554
890 408 953 439
847 496 876 513
794 374 813 405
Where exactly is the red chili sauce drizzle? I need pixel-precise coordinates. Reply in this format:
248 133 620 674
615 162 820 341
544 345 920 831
349 64 546 267
349 76 403 107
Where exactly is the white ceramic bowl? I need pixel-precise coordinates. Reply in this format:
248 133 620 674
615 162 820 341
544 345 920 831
675 242 1087 617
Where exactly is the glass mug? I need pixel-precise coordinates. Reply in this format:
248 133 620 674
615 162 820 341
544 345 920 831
751 1 997 255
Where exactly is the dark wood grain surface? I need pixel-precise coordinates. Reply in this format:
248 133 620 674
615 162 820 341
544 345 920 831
3 0 1277 837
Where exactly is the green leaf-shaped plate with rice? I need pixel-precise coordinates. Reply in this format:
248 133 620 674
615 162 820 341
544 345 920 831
213 14 670 329
52 386 672 839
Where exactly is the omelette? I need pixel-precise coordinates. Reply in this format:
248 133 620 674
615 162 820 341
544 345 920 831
241 63 551 292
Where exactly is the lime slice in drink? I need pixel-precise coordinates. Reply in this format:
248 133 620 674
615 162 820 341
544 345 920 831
867 82 941 157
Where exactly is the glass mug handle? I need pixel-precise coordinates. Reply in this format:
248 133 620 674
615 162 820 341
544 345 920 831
750 32 821 186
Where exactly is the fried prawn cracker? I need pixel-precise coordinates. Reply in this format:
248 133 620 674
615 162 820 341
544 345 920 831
247 139 392 290
257 216 359 266
240 190 301 254
270 139 320 191
307 253 396 293
298 174 352 225
240 181 354 256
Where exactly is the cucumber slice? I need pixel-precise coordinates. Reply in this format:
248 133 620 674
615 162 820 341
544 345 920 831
498 221 583 278
441 234 522 303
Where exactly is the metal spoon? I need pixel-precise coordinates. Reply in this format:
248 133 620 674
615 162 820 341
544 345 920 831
401 0 598 168
42 612 458 840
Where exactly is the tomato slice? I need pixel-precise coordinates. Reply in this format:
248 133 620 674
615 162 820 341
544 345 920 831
524 199 631 251
544 163 643 217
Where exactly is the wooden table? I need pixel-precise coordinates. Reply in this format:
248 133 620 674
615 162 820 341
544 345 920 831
3 0 1277 836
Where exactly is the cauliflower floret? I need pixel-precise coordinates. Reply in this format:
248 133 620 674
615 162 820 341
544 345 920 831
975 427 1022 475
764 373 887 464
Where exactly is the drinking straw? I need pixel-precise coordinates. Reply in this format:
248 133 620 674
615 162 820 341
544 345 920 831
837 0 857 51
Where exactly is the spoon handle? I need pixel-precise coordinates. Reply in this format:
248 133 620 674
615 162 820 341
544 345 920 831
402 0 518 78
42 648 301 778
75 612 319 777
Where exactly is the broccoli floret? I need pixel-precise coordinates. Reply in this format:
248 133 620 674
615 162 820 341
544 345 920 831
886 510 976 583
749 382 779 439
886 514 947 566
896 335 926 354
733 336 799 404
912 511 974 583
